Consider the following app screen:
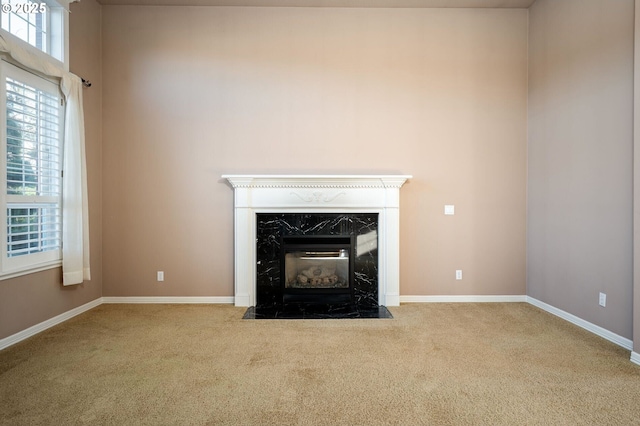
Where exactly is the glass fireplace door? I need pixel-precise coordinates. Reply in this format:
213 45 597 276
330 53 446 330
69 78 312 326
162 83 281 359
281 236 353 304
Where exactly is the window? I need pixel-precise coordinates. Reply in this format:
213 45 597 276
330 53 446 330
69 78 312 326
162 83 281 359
1 4 49 54
0 62 63 274
0 1 68 67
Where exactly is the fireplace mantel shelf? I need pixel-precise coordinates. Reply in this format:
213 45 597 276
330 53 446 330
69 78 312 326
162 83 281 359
223 174 411 307
222 174 412 189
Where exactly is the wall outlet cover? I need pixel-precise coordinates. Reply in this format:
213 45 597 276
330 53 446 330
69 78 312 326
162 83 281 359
599 292 606 307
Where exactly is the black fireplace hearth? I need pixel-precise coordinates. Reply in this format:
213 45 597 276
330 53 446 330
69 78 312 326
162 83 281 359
243 304 393 319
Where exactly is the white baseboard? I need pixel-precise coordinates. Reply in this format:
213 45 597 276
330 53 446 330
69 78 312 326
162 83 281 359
0 297 102 351
102 296 235 304
401 295 634 352
400 295 527 303
0 296 235 351
526 296 633 351
2 294 635 360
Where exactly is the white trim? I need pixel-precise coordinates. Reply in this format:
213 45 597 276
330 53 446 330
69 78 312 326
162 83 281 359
1 294 635 363
222 174 412 189
101 296 235 304
527 297 634 351
0 296 235 351
401 295 634 352
0 297 100 350
400 295 527 303
0 61 64 277
0 260 61 280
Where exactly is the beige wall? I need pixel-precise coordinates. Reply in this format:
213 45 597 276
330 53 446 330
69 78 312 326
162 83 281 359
528 0 634 339
634 0 640 355
2 0 636 356
0 0 103 339
102 7 527 298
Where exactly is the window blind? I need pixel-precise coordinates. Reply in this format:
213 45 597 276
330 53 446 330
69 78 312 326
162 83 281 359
5 74 61 259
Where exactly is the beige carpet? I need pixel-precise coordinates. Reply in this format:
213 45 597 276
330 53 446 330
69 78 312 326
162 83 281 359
1 303 639 425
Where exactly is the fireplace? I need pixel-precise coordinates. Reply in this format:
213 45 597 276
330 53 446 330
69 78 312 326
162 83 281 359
222 174 411 318
282 235 353 303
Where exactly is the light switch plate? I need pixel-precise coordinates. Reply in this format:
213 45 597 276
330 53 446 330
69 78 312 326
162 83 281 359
444 205 455 215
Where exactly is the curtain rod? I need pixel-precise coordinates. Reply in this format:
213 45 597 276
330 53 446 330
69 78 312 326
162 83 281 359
81 78 91 88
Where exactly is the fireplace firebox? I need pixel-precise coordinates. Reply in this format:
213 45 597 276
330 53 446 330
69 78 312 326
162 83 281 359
282 235 354 305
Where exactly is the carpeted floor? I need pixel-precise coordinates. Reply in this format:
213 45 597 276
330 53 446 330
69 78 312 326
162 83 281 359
1 303 639 425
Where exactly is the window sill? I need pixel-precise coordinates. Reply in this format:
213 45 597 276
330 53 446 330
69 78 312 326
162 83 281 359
0 260 62 281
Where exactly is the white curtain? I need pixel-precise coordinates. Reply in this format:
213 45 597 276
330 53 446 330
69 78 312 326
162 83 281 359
60 75 90 285
0 34 90 285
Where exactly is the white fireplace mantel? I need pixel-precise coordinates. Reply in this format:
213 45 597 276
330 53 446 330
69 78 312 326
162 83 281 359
222 174 411 307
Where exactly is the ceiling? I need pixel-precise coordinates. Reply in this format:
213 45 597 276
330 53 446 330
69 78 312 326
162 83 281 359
95 0 536 8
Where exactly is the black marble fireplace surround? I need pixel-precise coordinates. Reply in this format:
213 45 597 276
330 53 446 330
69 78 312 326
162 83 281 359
245 213 393 319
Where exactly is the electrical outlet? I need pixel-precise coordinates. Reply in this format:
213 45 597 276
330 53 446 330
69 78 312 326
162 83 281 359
599 292 606 307
455 270 462 280
444 205 455 215
157 271 164 282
